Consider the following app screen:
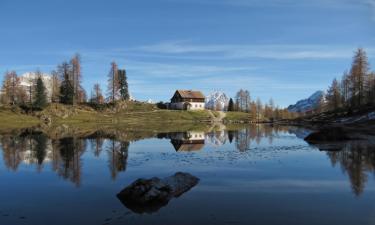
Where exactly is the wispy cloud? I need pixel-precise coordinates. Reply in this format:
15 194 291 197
366 0 375 20
137 41 373 60
167 0 364 9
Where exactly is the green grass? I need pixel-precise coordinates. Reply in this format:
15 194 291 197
0 107 40 130
0 102 255 131
224 111 252 122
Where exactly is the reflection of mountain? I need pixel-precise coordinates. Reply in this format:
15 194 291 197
170 132 205 152
206 130 227 147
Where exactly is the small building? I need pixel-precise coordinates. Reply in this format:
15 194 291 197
169 90 205 110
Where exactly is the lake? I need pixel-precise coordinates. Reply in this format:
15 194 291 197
1 125 375 225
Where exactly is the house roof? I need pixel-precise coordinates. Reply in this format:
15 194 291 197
176 90 205 99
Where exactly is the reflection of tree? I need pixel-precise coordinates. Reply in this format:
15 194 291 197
29 133 48 172
0 132 49 171
89 137 104 157
227 131 234 144
235 128 251 152
107 140 129 180
0 135 26 171
326 142 375 196
54 137 86 187
231 125 289 151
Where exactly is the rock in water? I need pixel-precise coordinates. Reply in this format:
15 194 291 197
304 127 351 142
117 172 199 214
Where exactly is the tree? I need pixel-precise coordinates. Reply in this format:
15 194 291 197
118 69 130 101
228 98 234 111
1 71 25 105
33 75 48 110
341 71 350 108
326 78 342 111
71 54 82 105
365 72 375 105
59 62 74 104
91 83 104 104
107 62 120 102
256 98 262 122
349 48 369 107
235 89 251 112
51 70 60 103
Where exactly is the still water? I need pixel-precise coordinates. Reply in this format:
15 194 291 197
0 125 375 225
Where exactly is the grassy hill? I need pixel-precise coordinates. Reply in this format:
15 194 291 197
0 106 40 130
0 101 255 130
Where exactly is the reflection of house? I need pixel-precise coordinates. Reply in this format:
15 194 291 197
170 131 205 152
170 90 205 110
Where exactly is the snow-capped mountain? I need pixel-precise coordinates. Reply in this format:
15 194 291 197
19 72 53 101
205 91 229 111
287 91 324 113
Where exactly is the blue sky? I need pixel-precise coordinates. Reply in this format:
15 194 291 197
1 0 375 107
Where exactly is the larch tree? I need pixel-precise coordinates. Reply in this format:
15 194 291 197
349 48 369 107
326 78 342 111
107 62 120 102
256 98 263 122
340 71 351 108
51 70 60 103
2 71 23 105
92 83 104 104
71 54 82 105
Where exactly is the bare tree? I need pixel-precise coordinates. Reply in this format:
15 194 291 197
1 71 25 105
107 62 120 102
71 54 82 104
51 70 60 103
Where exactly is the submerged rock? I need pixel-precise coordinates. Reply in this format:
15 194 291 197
117 172 199 214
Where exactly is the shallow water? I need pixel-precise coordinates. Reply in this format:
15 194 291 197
1 125 375 225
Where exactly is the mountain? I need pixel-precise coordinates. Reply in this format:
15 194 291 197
205 91 229 111
19 72 53 101
287 91 324 113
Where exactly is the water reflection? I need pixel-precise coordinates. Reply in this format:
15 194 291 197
318 141 375 196
107 140 129 180
1 126 375 197
170 131 205 152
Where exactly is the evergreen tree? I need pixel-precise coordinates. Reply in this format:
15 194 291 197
118 69 130 100
33 76 48 110
228 98 234 111
59 62 74 104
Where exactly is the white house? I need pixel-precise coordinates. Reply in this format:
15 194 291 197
169 90 205 110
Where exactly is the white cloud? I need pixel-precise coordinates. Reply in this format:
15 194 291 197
137 41 373 60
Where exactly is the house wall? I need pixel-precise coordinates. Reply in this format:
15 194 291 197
170 102 205 110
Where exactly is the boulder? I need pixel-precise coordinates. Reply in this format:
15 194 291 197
117 172 199 214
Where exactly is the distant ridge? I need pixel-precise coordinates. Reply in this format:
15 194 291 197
287 91 324 113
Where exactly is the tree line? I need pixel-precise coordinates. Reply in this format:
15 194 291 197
0 54 130 110
325 48 375 112
227 89 298 121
